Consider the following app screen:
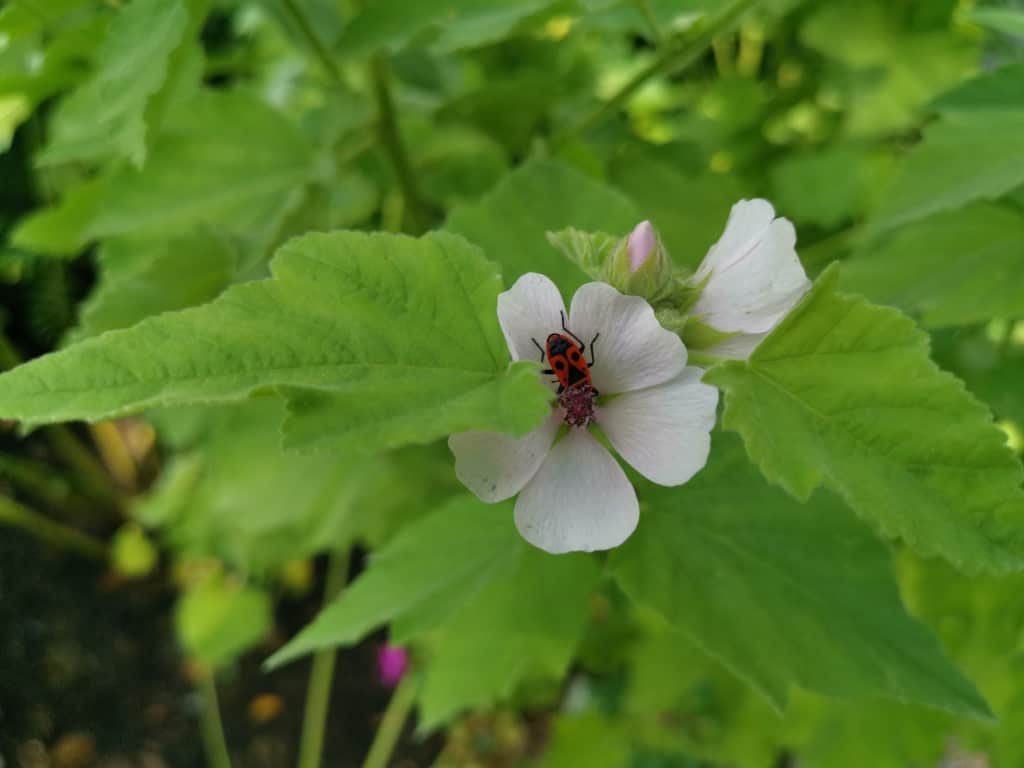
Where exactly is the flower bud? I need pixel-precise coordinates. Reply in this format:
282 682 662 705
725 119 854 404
376 643 408 687
608 220 673 301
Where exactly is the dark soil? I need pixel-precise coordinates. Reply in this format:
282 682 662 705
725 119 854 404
0 534 441 767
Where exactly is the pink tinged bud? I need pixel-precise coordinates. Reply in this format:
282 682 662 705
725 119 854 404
376 644 408 687
627 220 657 272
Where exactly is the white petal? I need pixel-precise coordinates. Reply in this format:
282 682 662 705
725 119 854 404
497 273 567 364
514 428 639 554
705 331 767 360
449 411 563 502
598 367 718 486
567 282 686 394
693 199 810 336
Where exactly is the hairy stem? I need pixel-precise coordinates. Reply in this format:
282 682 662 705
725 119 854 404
198 674 233 768
0 495 107 561
297 549 351 768
361 675 417 768
556 0 757 145
369 54 428 234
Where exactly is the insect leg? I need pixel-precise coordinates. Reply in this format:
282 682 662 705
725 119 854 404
531 337 546 362
587 332 600 367
560 310 586 349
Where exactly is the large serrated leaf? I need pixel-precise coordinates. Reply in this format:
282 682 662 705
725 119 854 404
0 231 552 451
704 265 1024 574
609 434 991 718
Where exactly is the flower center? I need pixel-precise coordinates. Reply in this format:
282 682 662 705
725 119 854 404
559 384 597 428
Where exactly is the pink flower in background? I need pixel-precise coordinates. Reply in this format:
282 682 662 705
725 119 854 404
376 643 408 687
626 220 657 272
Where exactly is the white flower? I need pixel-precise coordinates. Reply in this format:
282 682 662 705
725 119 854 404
692 199 811 358
448 273 718 554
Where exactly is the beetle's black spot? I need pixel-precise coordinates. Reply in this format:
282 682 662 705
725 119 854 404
570 350 580 362
554 360 565 370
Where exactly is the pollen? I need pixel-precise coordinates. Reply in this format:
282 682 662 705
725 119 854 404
559 384 597 428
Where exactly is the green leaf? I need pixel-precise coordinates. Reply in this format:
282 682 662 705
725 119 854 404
609 434 991 717
535 712 631 768
136 400 410 573
70 231 236 341
336 0 555 61
867 108 1024 233
176 574 272 669
704 265 1024 575
0 231 551 453
10 177 107 257
266 496 601 728
86 88 315 255
970 7 1024 37
769 143 894 228
39 0 187 167
445 158 640 294
843 203 1024 328
609 145 743 269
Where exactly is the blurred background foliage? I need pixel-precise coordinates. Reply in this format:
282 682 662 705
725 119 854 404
1 0 1024 766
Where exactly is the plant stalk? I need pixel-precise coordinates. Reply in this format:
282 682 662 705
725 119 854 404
198 673 233 768
280 0 346 88
0 494 107 561
369 54 428 234
556 0 757 145
361 675 417 768
296 549 351 768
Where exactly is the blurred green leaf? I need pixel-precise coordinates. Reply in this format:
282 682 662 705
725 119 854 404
770 144 893 228
868 107 1024 233
610 433 990 717
970 7 1024 37
40 0 187 167
0 231 551 453
335 0 555 61
136 400 407 572
176 573 272 669
267 495 601 728
446 158 639 294
10 177 106 257
534 712 631 768
843 203 1024 328
705 266 1024 575
86 88 316 255
609 146 743 269
70 231 236 341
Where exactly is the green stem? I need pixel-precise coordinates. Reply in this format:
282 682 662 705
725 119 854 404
297 549 351 768
198 674 233 768
0 453 89 518
280 0 346 88
634 0 663 45
556 0 757 145
0 494 107 561
43 426 124 514
369 54 428 234
362 675 417 768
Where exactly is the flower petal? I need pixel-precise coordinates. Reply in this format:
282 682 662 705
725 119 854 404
598 367 718 486
705 330 767 360
449 410 563 502
568 282 686 394
693 199 810 335
514 428 639 553
497 272 567 363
